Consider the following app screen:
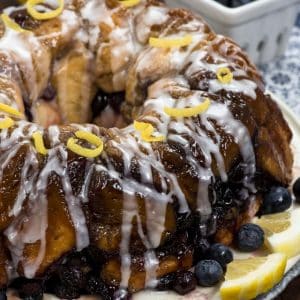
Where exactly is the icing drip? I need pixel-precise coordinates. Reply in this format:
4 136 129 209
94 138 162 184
0 144 22 180
100 120 190 288
80 0 108 49
55 146 90 250
3 136 89 278
135 5 169 43
9 148 39 217
204 102 256 187
0 29 36 99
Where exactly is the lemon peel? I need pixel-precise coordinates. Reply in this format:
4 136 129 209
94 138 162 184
32 131 48 155
134 121 165 142
1 14 28 33
119 0 140 7
164 98 211 118
0 103 23 117
67 130 104 158
217 67 233 84
0 117 14 129
26 0 64 20
149 35 193 48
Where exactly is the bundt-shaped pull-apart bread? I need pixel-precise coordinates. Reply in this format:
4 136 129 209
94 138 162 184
0 0 293 298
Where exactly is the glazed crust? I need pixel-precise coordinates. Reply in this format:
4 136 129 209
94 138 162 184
0 0 293 294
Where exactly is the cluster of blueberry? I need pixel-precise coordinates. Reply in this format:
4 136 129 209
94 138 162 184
0 182 299 299
174 179 300 293
156 242 233 295
214 0 256 8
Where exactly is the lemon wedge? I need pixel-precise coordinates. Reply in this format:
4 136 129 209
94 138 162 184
220 253 287 300
253 208 300 258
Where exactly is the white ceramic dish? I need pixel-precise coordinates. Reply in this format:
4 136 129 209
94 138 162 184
165 0 300 65
6 93 300 300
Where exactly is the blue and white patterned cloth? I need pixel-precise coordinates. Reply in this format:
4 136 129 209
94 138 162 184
260 14 300 116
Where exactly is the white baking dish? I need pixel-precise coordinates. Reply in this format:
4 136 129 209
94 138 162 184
165 0 300 65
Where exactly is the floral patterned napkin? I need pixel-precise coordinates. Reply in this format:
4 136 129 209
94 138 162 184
260 14 300 116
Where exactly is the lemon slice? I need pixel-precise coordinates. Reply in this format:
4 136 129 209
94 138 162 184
220 253 287 300
253 208 300 258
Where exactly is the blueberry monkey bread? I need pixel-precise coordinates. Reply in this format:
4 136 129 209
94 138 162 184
0 0 293 298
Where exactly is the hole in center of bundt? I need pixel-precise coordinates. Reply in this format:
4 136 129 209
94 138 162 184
29 86 127 129
91 90 127 129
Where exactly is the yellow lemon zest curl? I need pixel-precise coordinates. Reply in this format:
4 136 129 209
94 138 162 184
26 0 64 20
119 0 140 7
149 35 193 48
67 130 104 158
0 117 15 129
32 131 48 155
134 121 165 143
0 103 23 117
1 14 28 33
164 98 211 118
216 67 233 84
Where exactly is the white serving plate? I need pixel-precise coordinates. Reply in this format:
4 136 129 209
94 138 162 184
165 0 300 65
7 93 300 300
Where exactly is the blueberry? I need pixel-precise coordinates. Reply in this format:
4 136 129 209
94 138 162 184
41 84 56 101
293 178 300 203
0 289 6 300
208 243 233 268
86 275 111 300
18 279 43 300
54 284 80 300
195 260 223 287
173 271 197 295
58 265 87 290
157 273 176 291
237 223 264 252
261 187 292 215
